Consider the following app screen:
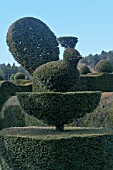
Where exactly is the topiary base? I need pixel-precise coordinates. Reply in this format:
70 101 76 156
0 127 113 170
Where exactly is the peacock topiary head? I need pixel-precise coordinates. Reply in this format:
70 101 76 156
63 48 82 67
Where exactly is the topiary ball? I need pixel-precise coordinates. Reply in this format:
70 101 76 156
6 17 59 74
79 66 91 74
14 73 25 80
95 60 113 73
0 75 4 81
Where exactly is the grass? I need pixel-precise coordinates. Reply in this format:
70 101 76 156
0 126 111 140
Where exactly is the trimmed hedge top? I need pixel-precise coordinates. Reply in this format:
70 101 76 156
95 59 113 73
17 91 101 131
6 17 59 74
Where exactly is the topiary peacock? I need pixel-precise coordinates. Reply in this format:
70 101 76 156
33 48 82 92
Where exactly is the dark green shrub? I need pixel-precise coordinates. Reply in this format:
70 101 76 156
0 81 21 111
72 73 113 92
79 65 91 74
58 36 78 48
33 48 82 92
0 75 4 80
0 96 46 130
17 91 101 131
95 59 113 73
0 131 113 169
6 17 59 74
14 72 25 80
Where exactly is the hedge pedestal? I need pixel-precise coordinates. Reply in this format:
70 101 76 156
17 91 101 131
0 127 113 170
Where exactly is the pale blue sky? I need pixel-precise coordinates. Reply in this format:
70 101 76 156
0 0 113 65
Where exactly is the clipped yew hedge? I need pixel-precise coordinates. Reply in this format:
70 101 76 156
0 133 113 169
33 48 81 92
6 17 59 74
17 91 101 131
72 73 113 92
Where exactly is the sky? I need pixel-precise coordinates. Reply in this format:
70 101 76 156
0 0 113 65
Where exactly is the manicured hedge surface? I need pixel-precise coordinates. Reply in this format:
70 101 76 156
0 130 113 169
0 81 21 111
0 96 46 130
16 91 101 130
6 17 59 74
72 73 113 92
33 48 81 92
95 60 113 73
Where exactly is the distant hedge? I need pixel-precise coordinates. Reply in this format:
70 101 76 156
0 96 46 130
79 65 91 74
95 60 113 73
0 133 113 169
72 73 113 92
0 81 21 111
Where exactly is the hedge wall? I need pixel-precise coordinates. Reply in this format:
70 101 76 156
0 132 113 169
72 73 113 92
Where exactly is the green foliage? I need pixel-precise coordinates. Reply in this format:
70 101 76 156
95 60 113 73
0 96 46 130
71 92 113 129
33 48 81 92
6 17 59 74
0 75 4 80
17 91 101 131
72 73 113 92
58 36 78 48
0 132 113 169
0 81 21 111
79 65 91 74
10 74 15 81
14 72 25 80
